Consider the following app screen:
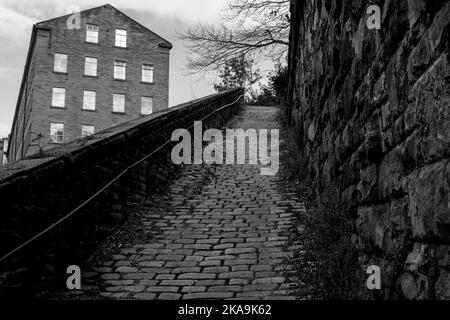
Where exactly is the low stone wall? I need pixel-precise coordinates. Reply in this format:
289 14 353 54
286 0 449 299
0 88 244 297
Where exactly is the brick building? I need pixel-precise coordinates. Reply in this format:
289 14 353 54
0 138 7 165
6 4 172 162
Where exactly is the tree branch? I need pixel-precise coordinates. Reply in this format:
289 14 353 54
180 0 290 73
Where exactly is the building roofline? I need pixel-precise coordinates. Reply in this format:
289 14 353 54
110 4 173 49
36 3 173 49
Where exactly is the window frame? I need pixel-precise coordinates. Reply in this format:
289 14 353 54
50 122 64 144
81 125 95 137
53 53 67 73
112 93 126 113
113 60 127 80
86 24 99 43
51 87 66 108
141 96 153 115
84 56 98 77
142 64 154 83
115 29 127 48
82 90 96 111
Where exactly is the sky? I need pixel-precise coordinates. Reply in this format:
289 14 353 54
0 0 237 137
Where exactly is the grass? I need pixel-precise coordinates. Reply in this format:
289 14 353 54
278 110 366 299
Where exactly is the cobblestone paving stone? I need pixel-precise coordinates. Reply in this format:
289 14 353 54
73 106 306 300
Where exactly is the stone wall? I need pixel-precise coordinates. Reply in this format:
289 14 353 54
286 0 449 299
0 88 243 297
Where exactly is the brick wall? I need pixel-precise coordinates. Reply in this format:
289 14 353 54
286 0 449 299
0 88 243 297
7 26 41 162
0 140 3 166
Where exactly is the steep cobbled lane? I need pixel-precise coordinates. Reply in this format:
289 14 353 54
67 106 306 300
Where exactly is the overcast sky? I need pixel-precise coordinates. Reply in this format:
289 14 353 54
0 0 233 137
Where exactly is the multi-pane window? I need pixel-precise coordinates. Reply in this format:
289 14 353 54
86 24 99 43
115 29 127 47
81 125 95 137
51 88 66 108
84 57 97 76
50 123 64 143
114 61 126 80
113 93 125 113
142 64 154 83
54 53 67 73
141 96 153 115
113 94 125 113
83 90 96 110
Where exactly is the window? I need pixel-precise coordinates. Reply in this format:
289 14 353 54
51 88 66 108
113 94 125 113
84 57 97 76
141 97 153 115
50 123 64 143
142 64 154 83
114 61 126 80
81 125 95 137
86 24 99 43
83 90 96 110
115 29 127 47
54 53 67 73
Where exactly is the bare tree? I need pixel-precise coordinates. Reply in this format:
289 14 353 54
180 0 290 73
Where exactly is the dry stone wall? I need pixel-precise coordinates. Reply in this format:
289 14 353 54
286 0 450 299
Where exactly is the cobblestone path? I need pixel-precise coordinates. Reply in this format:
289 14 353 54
75 106 305 300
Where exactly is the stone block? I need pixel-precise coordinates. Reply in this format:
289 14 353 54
407 160 450 240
